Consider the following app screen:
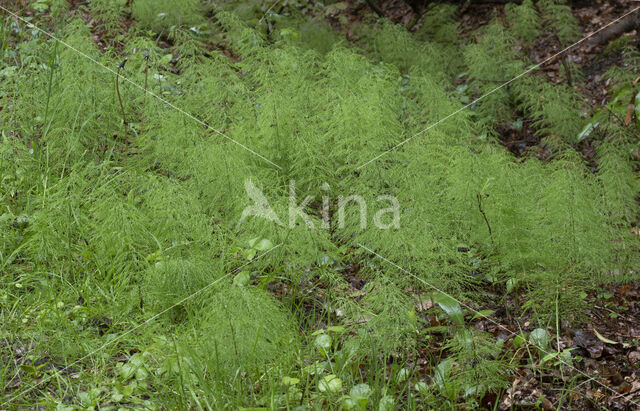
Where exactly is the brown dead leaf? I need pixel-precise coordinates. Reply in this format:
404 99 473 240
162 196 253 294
416 295 434 311
619 383 632 394
624 381 640 403
501 394 513 409
624 103 634 126
574 329 604 358
512 377 521 389
540 396 555 411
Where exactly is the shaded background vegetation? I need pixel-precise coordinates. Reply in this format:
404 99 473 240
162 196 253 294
1 0 639 409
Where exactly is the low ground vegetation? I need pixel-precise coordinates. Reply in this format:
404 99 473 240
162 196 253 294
1 0 639 409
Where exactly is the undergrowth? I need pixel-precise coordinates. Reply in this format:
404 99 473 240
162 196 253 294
0 0 638 409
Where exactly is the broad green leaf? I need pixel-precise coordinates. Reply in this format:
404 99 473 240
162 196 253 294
577 121 598 142
135 366 149 381
254 238 273 251
314 334 332 353
557 348 575 366
327 325 346 334
529 328 549 351
342 397 356 409
244 248 256 260
350 383 371 399
378 395 395 411
282 376 300 386
512 333 527 348
120 363 135 380
432 292 464 325
540 351 559 364
349 383 371 408
302 361 326 375
434 358 453 390
395 368 410 383
414 382 429 394
318 374 342 393
78 392 91 406
463 384 484 397
456 84 468 95
233 271 250 287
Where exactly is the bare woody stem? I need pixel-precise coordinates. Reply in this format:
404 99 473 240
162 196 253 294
476 192 493 244
115 60 127 136
143 50 149 108
364 0 385 18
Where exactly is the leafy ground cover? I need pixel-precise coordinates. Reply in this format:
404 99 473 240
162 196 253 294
1 0 639 409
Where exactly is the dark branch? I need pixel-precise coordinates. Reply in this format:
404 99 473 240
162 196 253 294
476 193 493 244
589 12 640 47
365 0 385 18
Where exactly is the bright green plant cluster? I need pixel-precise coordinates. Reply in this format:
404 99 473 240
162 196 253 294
1 0 638 408
132 0 205 33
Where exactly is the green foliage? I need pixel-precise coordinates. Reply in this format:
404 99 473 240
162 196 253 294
356 275 416 354
464 21 523 134
464 20 583 141
505 0 540 44
604 45 640 87
1 2 639 409
597 136 637 227
132 0 205 33
515 77 583 141
369 19 458 76
190 284 298 374
417 4 459 45
298 18 340 55
441 329 511 402
538 0 580 44
88 0 127 35
143 257 224 320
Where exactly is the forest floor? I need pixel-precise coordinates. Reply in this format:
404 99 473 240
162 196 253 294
319 1 640 408
1 0 640 409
